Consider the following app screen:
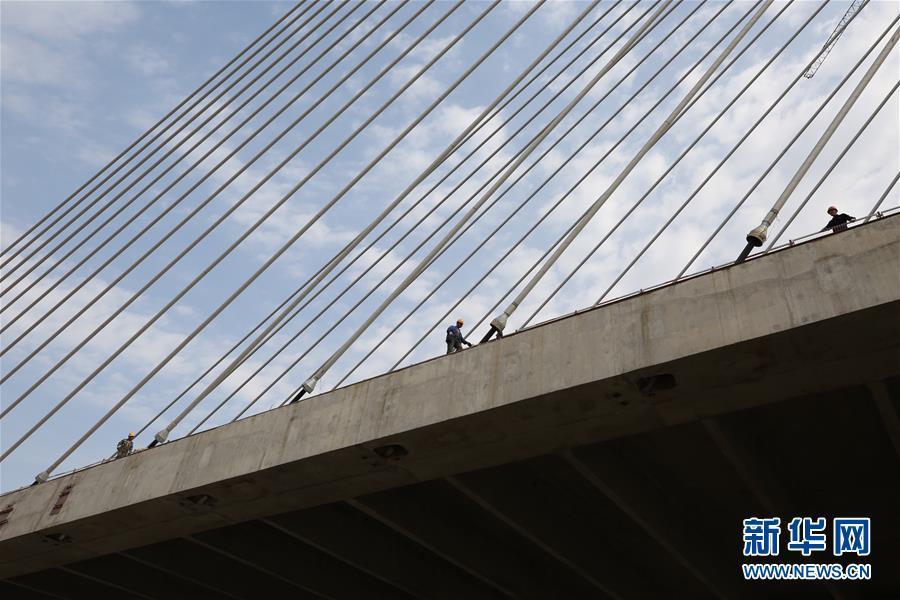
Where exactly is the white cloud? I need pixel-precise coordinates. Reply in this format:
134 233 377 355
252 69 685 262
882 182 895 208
2 0 898 492
124 45 171 76
0 1 140 87
2 2 140 41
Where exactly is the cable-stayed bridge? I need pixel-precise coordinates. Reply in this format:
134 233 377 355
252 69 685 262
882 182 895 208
1 1 898 597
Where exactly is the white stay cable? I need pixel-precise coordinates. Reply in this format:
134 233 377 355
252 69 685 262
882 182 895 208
190 1 689 429
864 172 899 222
25 0 538 483
0 2 331 285
764 81 898 250
480 0 773 342
430 2 897 356
132 0 624 440
1 0 482 459
521 0 801 320
338 0 755 384
0 0 380 329
288 0 674 402
676 12 896 279
584 1 833 306
736 24 900 262
0 2 309 264
152 0 604 442
0 0 461 393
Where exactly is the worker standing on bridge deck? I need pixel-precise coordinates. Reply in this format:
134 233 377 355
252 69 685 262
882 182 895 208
446 319 473 354
822 206 855 232
115 433 135 459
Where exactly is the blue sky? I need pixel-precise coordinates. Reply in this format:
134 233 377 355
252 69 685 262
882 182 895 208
1 0 897 491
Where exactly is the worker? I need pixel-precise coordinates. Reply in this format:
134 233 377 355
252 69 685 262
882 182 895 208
446 318 473 354
115 432 135 459
822 206 855 232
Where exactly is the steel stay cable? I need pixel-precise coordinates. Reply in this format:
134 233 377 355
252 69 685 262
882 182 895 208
270 1 708 408
129 0 453 439
160 0 630 433
863 172 899 222
5 0 472 465
0 2 327 284
522 8 892 331
341 0 747 384
476 0 773 345
297 0 657 308
281 0 673 403
495 5 828 336
0 0 373 328
282 0 674 399
425 0 623 161
763 82 899 250
3 0 620 404
0 2 308 263
191 0 681 430
0 0 468 423
0 0 455 389
534 0 811 313
0 1 326 285
1 0 400 341
594 2 887 305
23 0 518 480
348 0 751 380
0 0 350 308
523 0 820 315
137 2 631 436
48 0 541 471
271 0 707 405
150 0 558 442
363 0 757 377
676 11 895 279
736 25 900 263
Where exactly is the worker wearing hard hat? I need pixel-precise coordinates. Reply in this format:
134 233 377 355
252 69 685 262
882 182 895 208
115 432 136 459
822 206 855 232
446 318 473 354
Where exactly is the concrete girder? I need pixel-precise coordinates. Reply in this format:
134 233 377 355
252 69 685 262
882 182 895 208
870 380 900 460
65 552 232 600
346 499 519 599
123 538 301 598
8 568 124 600
0 214 897 596
266 504 504 600
703 410 866 600
259 517 423 599
192 518 411 600
352 478 599 599
0 580 68 600
183 535 327 599
116 551 241 600
562 448 744 600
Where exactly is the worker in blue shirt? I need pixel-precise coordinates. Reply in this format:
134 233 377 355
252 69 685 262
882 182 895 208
446 318 473 354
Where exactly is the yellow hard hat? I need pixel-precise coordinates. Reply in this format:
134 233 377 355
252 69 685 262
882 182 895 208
128 432 135 438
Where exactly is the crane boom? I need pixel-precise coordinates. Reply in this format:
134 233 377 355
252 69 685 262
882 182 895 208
804 0 865 79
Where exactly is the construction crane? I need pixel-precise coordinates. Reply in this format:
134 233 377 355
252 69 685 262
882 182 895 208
804 0 865 79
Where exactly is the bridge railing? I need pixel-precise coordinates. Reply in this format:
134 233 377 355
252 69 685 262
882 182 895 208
526 205 900 331
6 206 897 497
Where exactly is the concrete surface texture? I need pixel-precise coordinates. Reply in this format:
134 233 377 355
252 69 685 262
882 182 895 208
0 214 898 598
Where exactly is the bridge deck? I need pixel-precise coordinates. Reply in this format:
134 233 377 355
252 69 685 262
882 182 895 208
1 215 898 598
